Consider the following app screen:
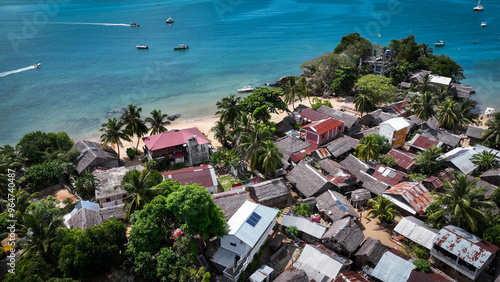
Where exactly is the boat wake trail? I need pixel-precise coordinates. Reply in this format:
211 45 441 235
0 65 36 78
50 22 130 27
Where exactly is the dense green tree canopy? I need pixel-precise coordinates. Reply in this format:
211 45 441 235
333 33 373 60
17 131 74 164
355 75 399 105
330 65 357 95
24 161 66 192
239 87 288 114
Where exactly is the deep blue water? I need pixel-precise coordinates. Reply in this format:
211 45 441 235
1 0 499 145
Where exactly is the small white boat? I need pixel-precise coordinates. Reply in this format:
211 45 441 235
435 40 445 46
136 45 149 49
33 63 41 68
473 0 484 11
237 86 255 93
481 21 487 27
166 17 174 24
485 107 495 117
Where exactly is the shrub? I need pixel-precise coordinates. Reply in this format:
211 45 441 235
311 98 333 110
126 148 136 160
409 173 427 182
293 203 311 217
380 155 397 167
413 259 431 273
285 226 299 239
24 161 65 191
412 245 428 259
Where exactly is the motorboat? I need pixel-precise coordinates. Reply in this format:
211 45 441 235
33 63 41 68
236 86 255 93
485 107 495 117
174 44 189 50
473 0 484 11
481 21 487 27
166 17 174 24
136 45 149 49
435 40 445 46
130 22 140 27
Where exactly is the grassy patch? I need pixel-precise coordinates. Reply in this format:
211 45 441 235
218 175 242 191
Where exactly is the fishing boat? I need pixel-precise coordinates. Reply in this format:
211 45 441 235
481 21 487 27
136 45 149 49
473 0 484 11
33 63 41 68
174 44 189 50
485 107 495 117
236 86 255 93
166 17 174 24
130 22 140 27
435 40 445 46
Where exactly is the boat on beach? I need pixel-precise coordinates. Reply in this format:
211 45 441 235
174 44 189 50
136 45 149 49
166 17 174 24
237 86 255 93
130 22 140 27
481 21 487 27
473 0 484 11
435 40 445 46
33 63 41 68
485 107 495 117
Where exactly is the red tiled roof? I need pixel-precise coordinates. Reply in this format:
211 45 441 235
384 182 432 215
387 149 416 170
410 134 441 150
161 164 217 188
301 118 344 135
372 165 408 186
290 147 316 163
299 108 329 122
142 127 209 151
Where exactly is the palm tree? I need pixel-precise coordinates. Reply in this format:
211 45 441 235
419 43 432 58
258 140 283 175
2 188 40 214
281 76 301 110
429 173 496 233
298 76 312 106
353 91 375 117
409 92 436 128
239 125 273 169
419 73 435 93
100 118 131 161
367 195 401 224
145 109 170 135
121 104 149 152
437 98 459 129
483 112 500 148
118 169 159 220
471 150 499 173
215 95 241 127
456 99 480 129
413 145 443 175
211 121 233 148
356 134 382 161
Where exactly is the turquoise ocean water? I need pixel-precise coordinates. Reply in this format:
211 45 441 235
1 0 499 145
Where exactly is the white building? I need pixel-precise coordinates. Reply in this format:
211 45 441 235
211 201 278 281
379 117 411 148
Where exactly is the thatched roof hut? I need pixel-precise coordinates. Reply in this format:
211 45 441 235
286 162 334 198
72 140 119 175
322 217 365 256
354 237 391 267
247 178 291 207
64 201 102 230
315 190 359 223
212 187 249 220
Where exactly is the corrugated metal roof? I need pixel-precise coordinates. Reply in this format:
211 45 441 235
334 271 369 282
423 176 444 189
290 147 316 163
371 251 415 282
162 165 217 188
227 201 278 248
433 225 499 268
301 118 344 135
299 108 330 122
372 164 408 186
294 244 344 282
314 148 331 159
281 215 327 239
143 127 209 151
408 134 442 150
383 182 432 215
380 117 411 131
249 265 274 282
387 149 416 170
394 216 438 250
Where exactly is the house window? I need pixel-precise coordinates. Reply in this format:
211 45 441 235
230 242 236 247
321 133 326 139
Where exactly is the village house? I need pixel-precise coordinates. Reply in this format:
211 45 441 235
161 164 219 194
294 243 351 282
316 105 362 136
212 187 249 220
480 168 500 187
408 70 452 88
354 237 391 267
211 201 278 281
63 201 102 230
450 83 474 100
385 100 409 117
362 109 399 127
422 176 445 192
315 190 359 223
321 216 365 257
72 140 119 175
407 133 443 152
379 117 411 148
142 127 211 165
246 178 291 208
273 268 308 282
275 115 299 135
325 135 359 160
387 149 416 172
466 126 485 146
371 164 409 187
249 265 274 282
335 271 369 282
357 171 390 195
430 225 499 281
371 249 415 282
439 145 500 175
319 159 357 190
382 182 432 216
350 189 372 208
421 128 462 151
353 126 381 139
300 118 345 148
339 154 372 179
311 147 331 161
297 107 329 124
276 135 311 168
393 216 439 250
94 165 142 209
281 214 327 243
286 162 335 198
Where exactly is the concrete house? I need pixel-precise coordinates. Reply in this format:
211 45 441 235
211 201 278 281
316 105 362 136
162 164 219 194
379 117 411 148
300 118 344 148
